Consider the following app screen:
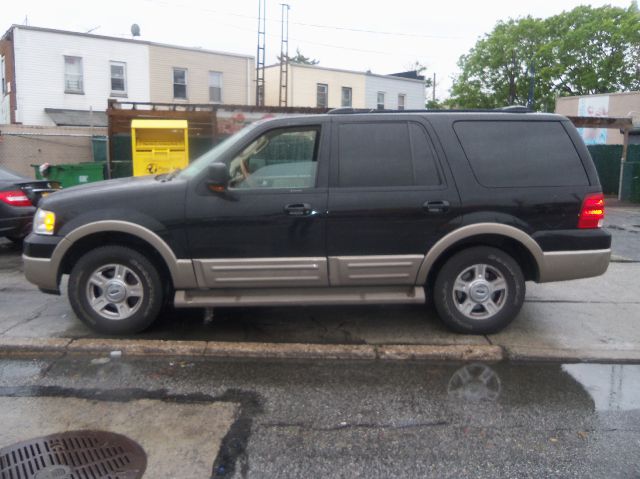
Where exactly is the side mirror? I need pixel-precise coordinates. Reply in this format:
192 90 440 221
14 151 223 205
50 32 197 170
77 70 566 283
207 163 230 192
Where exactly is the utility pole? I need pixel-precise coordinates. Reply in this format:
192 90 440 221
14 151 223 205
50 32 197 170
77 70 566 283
432 72 436 103
279 3 290 107
255 0 266 106
527 62 535 110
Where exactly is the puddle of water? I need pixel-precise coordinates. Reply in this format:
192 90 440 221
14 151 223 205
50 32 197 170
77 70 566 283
562 364 640 411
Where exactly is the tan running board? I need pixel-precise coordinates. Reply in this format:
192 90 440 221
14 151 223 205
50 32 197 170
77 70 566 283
174 286 425 307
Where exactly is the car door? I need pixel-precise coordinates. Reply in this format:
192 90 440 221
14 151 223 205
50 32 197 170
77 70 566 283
326 116 461 286
184 118 330 289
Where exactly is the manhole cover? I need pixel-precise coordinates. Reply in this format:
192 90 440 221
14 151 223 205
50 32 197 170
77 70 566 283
0 430 146 479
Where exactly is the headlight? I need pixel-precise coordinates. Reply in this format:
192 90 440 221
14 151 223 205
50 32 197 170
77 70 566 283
33 209 56 235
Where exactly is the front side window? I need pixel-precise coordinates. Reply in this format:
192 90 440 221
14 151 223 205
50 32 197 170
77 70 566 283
377 92 385 110
317 84 328 108
209 71 223 103
229 127 319 189
64 56 83 94
398 94 406 110
173 68 187 99
341 87 352 107
110 61 127 94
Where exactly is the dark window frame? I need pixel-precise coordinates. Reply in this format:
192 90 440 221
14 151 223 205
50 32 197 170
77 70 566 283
209 71 223 103
173 67 187 100
317 83 328 108
341 87 352 107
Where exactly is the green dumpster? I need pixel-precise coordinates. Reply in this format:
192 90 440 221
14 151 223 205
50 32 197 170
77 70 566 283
32 163 105 188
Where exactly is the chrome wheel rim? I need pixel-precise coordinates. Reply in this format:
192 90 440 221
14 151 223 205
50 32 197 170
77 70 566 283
452 263 507 320
86 264 144 320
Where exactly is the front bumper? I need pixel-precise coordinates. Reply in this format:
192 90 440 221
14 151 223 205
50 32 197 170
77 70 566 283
537 249 611 282
22 233 66 293
23 254 59 293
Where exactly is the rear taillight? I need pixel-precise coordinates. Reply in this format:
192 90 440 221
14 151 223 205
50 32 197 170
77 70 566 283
0 190 33 207
578 193 605 229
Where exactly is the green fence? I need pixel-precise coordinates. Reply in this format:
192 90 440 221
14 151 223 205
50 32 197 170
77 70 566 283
587 144 640 202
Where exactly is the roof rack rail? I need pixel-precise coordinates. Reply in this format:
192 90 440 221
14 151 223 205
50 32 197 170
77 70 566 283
327 106 533 115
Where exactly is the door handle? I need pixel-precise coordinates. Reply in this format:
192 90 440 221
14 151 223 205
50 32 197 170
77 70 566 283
423 200 450 214
284 203 312 216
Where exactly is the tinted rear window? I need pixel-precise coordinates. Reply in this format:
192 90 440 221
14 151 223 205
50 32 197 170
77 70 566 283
338 122 442 187
453 120 589 188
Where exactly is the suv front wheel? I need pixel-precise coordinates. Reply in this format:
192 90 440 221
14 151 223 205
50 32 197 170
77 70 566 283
68 246 164 334
433 246 525 334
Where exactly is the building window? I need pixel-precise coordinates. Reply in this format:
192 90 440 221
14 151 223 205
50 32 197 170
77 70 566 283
173 68 187 99
317 83 328 108
110 61 127 95
398 94 406 110
377 92 385 110
341 87 352 107
64 56 84 94
209 71 223 103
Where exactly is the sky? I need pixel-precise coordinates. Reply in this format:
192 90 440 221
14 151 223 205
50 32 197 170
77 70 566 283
1 0 634 99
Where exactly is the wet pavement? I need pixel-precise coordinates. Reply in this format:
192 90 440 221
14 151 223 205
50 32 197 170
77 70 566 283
0 355 639 478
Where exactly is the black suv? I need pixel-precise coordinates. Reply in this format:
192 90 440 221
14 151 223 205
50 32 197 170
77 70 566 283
23 111 611 335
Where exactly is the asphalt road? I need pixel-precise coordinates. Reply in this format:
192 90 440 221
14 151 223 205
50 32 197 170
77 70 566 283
0 355 639 478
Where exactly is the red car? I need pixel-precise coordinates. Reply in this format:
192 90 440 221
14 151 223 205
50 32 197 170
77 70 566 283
0 166 61 243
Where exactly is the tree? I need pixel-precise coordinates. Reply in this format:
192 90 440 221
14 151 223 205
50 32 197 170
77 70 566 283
278 48 319 65
449 4 640 111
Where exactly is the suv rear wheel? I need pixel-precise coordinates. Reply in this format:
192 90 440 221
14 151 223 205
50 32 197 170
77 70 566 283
68 246 163 334
433 246 525 334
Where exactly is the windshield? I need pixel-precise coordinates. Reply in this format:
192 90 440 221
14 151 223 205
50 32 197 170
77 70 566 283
177 122 261 179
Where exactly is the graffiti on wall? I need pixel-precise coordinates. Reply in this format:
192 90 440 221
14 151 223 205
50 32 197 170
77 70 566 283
578 96 609 145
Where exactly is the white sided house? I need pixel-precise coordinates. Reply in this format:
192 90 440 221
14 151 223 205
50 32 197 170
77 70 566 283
0 25 255 127
2 25 150 126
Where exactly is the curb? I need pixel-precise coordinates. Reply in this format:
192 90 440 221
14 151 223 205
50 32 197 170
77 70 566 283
0 337 504 362
505 346 640 364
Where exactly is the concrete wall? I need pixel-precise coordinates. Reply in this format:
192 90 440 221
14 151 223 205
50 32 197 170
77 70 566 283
0 124 106 177
148 44 254 105
556 91 640 145
265 64 366 108
365 74 425 110
12 27 150 126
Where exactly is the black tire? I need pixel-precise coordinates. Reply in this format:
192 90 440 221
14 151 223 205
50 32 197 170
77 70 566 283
433 246 525 334
68 245 164 335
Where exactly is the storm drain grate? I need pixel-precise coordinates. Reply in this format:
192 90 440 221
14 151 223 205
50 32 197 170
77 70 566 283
0 430 146 479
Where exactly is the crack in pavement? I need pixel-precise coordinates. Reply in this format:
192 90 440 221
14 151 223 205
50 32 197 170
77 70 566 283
258 419 450 432
0 301 54 335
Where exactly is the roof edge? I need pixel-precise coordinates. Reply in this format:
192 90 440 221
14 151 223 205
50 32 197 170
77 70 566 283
7 24 254 60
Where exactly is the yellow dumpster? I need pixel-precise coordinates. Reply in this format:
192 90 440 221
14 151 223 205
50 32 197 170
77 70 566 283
131 119 189 176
